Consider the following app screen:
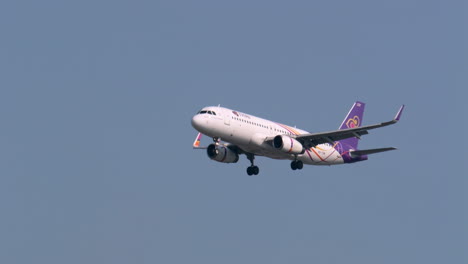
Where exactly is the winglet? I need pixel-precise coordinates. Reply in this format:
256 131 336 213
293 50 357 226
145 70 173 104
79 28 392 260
394 105 405 121
193 133 203 149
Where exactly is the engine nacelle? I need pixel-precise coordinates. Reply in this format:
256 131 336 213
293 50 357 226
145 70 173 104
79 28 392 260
207 144 239 163
273 135 304 154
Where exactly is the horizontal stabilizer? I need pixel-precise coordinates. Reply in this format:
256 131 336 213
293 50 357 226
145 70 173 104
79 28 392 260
350 147 396 157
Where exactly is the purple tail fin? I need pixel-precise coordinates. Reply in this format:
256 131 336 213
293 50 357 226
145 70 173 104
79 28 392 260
337 101 365 150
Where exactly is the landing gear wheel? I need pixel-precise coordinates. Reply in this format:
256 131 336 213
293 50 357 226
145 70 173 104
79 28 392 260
247 166 259 176
290 160 303 171
253 166 259 175
291 161 297 170
246 154 260 176
296 160 303 170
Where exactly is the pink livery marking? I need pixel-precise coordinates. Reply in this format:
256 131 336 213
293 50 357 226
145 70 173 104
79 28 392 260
288 137 294 153
276 123 300 135
310 148 326 162
346 116 360 128
306 147 339 163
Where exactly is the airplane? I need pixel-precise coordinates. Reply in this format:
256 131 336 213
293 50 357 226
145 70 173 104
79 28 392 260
191 101 404 176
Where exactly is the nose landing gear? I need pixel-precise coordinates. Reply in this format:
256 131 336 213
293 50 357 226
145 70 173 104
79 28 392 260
246 154 259 176
247 166 259 176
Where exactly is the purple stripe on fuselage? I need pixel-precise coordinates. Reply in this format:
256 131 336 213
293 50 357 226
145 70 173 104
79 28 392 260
305 149 315 162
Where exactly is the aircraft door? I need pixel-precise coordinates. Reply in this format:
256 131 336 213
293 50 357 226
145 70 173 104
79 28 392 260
224 111 230 126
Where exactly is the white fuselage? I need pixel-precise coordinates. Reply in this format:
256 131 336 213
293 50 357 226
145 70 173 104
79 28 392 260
191 106 345 165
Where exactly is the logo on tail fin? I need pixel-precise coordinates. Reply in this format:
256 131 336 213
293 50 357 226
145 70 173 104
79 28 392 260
337 101 366 151
346 116 360 128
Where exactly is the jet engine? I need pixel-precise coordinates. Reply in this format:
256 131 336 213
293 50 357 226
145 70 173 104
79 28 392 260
207 144 239 163
273 135 304 154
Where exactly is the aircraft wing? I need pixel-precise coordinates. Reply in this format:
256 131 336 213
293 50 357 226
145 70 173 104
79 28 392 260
295 105 404 148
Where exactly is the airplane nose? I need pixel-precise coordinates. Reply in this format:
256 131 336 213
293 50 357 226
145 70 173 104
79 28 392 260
191 115 204 130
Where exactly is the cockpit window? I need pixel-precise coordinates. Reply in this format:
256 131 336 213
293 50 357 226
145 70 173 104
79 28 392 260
197 110 217 115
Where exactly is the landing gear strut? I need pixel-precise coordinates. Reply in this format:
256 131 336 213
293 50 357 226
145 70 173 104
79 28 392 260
290 160 303 170
246 154 259 176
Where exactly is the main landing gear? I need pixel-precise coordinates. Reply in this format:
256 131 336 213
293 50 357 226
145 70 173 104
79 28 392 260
246 154 259 176
244 154 303 175
290 160 303 170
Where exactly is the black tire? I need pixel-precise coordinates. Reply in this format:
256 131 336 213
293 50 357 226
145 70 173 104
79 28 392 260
290 161 297 170
247 167 253 176
296 160 303 170
253 166 259 175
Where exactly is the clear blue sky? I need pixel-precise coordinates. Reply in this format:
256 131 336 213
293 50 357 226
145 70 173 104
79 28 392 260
0 1 466 263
